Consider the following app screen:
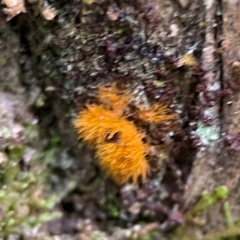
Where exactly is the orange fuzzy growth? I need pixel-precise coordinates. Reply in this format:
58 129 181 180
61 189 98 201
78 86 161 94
136 104 176 124
98 84 131 115
74 103 149 184
96 119 149 184
74 104 126 146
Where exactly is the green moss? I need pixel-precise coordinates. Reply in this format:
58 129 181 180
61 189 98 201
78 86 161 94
191 185 229 214
107 202 119 218
171 186 230 240
203 224 240 240
223 201 234 228
83 0 94 5
0 145 61 238
91 231 109 240
0 126 12 139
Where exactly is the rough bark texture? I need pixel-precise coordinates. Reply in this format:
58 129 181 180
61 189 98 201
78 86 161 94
221 0 240 202
184 0 221 204
184 0 240 235
1 0 240 239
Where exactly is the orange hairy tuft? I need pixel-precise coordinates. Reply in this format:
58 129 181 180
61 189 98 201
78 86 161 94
96 120 149 184
74 83 177 184
136 104 176 124
74 103 149 184
74 104 125 145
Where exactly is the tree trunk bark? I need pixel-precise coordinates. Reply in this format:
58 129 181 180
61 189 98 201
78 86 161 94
2 0 240 238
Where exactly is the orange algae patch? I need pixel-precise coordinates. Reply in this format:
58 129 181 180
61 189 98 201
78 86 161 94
136 104 176 124
74 104 149 184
